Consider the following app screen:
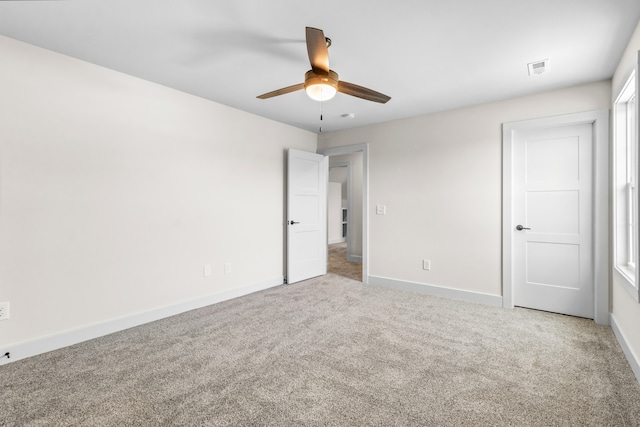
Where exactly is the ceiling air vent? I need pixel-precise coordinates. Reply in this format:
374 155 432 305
527 59 549 76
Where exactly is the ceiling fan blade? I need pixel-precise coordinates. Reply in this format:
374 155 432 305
256 83 305 99
338 81 391 104
306 27 330 74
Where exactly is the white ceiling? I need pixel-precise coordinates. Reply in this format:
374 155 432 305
1 0 639 133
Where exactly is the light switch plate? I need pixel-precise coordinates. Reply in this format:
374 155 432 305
376 205 386 215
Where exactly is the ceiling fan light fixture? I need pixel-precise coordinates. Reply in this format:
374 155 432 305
305 83 337 101
304 70 339 101
256 28 390 104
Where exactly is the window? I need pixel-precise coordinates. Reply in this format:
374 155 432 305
614 70 640 300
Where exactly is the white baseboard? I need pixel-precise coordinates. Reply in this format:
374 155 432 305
0 276 284 366
610 314 640 384
368 275 503 307
328 237 346 244
347 254 362 263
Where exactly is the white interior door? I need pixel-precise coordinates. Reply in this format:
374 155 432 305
287 149 328 284
512 123 594 318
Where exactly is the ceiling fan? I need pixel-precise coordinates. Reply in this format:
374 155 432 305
257 27 391 104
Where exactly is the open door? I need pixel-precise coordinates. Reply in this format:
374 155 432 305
287 149 328 284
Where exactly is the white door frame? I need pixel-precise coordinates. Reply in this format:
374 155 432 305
318 143 369 284
502 110 609 325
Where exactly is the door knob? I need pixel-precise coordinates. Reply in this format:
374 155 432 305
516 224 531 231
289 220 300 225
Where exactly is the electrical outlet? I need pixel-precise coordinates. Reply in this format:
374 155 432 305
376 205 386 215
203 264 212 277
0 302 9 321
422 260 431 271
224 263 231 274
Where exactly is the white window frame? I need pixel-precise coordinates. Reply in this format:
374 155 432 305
613 67 640 302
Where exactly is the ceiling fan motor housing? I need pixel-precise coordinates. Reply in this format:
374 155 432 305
304 70 339 101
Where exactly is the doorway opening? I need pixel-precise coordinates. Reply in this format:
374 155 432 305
319 144 369 283
327 163 361 281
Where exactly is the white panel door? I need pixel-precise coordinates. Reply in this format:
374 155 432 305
513 123 594 318
287 149 328 284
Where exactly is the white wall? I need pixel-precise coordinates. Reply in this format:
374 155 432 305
0 36 316 360
329 166 348 202
611 19 640 378
318 80 611 298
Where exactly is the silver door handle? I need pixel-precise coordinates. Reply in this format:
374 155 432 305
516 224 531 231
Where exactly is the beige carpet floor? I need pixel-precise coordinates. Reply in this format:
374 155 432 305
1 274 640 426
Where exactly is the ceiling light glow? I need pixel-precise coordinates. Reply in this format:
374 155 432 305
305 83 337 101
304 70 339 102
